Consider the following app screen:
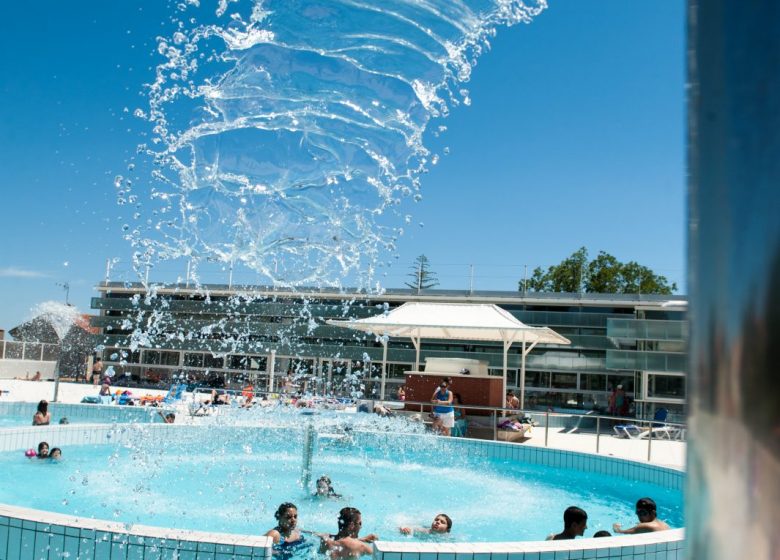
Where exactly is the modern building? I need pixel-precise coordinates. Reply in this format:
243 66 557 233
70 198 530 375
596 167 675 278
90 282 688 420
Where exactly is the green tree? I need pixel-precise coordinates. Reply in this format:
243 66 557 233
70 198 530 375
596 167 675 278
405 254 440 291
524 247 588 293
586 251 623 293
522 248 677 294
618 261 677 294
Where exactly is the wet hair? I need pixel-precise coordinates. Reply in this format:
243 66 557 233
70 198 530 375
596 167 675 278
37 441 49 455
59 417 69 424
165 413 176 421
49 447 62 458
436 513 453 532
37 400 48 415
563 506 588 528
593 530 611 538
274 502 297 521
337 507 361 532
635 497 657 512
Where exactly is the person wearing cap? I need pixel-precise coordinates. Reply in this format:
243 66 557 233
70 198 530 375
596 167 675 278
613 497 670 534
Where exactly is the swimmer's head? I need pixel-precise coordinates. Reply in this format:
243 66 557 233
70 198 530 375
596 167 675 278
37 441 49 457
274 503 298 529
49 448 62 460
316 476 333 495
431 514 452 533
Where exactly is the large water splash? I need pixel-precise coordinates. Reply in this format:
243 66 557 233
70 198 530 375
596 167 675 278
128 0 547 287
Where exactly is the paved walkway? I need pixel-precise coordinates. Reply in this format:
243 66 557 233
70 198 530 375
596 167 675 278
0 380 685 469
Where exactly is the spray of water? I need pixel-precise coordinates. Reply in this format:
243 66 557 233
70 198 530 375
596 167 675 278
124 0 546 288
110 0 547 384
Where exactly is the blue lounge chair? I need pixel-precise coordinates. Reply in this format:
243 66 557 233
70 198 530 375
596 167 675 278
162 383 185 404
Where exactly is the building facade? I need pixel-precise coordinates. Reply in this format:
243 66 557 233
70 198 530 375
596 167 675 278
91 282 687 420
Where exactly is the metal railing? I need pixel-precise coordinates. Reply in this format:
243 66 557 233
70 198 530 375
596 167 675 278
163 386 685 463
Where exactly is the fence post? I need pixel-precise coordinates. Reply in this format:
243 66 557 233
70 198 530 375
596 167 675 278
596 416 601 454
544 410 550 447
647 422 653 462
492 410 497 441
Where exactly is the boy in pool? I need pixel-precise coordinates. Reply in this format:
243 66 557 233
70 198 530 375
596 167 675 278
547 506 587 540
613 497 670 534
321 507 377 558
399 513 452 535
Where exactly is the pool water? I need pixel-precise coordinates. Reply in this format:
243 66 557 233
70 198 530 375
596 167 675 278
0 425 682 542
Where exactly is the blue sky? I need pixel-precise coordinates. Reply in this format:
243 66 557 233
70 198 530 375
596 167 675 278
0 1 685 331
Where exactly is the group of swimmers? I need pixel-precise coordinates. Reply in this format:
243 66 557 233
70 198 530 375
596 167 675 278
547 497 670 541
265 476 452 559
27 441 62 461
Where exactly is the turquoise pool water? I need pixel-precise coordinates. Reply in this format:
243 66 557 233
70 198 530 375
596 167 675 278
0 426 682 542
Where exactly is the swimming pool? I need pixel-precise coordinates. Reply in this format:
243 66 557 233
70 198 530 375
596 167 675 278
0 422 682 542
0 401 163 427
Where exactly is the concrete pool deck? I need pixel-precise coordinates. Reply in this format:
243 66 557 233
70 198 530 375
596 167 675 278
0 379 685 469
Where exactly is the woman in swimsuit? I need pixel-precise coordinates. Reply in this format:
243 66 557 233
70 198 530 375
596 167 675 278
266 502 307 558
32 400 51 426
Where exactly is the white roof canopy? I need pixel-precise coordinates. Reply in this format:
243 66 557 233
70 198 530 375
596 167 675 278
328 302 570 345
328 302 570 406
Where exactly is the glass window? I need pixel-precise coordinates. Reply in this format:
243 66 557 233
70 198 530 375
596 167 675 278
204 354 224 369
580 374 607 392
647 374 685 399
184 353 204 367
5 342 23 360
551 373 577 389
228 355 267 371
23 343 43 361
160 351 180 366
42 344 60 361
143 350 161 365
291 359 315 375
388 363 410 379
524 371 550 388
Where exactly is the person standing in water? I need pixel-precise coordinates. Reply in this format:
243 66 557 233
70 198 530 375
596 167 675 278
266 502 308 558
547 506 588 540
321 507 377 558
613 498 670 534
32 400 51 426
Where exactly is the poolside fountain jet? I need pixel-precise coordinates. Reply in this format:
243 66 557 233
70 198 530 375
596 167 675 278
300 421 316 491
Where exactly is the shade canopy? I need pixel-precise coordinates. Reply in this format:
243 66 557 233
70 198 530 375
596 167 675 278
328 302 570 405
329 302 570 344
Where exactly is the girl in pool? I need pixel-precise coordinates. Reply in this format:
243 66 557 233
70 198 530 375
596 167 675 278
399 513 452 536
314 476 341 498
36 441 49 458
32 400 51 426
265 502 311 558
49 448 62 461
